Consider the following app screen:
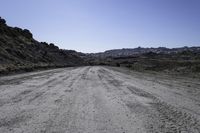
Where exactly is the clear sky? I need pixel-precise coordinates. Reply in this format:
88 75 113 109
0 0 200 53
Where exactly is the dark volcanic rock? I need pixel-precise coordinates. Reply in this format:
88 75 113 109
0 17 86 75
0 17 6 25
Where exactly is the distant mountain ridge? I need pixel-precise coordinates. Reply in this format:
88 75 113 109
89 47 200 58
0 16 199 75
86 47 200 73
91 47 200 57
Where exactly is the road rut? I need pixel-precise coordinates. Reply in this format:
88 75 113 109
0 66 200 133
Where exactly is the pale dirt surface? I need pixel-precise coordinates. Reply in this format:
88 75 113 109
0 66 200 133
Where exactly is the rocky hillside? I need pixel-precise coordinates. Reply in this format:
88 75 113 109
0 17 86 75
1 16 199 75
87 47 200 74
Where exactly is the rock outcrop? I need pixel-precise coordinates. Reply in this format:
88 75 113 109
0 17 86 75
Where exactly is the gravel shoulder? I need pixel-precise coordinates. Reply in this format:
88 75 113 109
0 66 199 133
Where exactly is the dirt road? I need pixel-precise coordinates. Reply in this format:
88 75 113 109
0 66 200 133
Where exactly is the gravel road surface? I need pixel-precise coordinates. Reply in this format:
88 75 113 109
0 66 200 133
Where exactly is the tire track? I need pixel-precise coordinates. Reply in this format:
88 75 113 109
1 66 200 133
98 67 200 133
41 67 92 133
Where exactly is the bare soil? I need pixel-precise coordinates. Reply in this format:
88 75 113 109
0 66 199 133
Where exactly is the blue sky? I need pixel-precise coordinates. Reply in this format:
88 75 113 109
0 0 200 53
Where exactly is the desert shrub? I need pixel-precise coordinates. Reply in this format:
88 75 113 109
121 60 130 64
14 27 23 32
192 65 200 72
13 50 26 59
41 42 48 45
5 48 12 54
24 67 34 72
0 17 6 25
49 43 59 49
23 29 33 39
98 62 107 65
125 64 131 68
49 43 55 47
116 63 120 67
